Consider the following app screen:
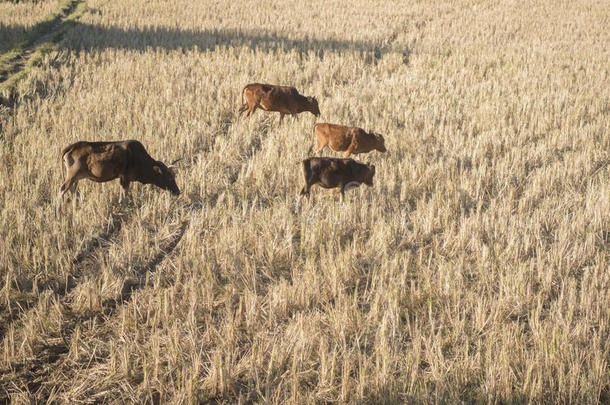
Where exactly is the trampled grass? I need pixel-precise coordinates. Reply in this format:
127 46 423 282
0 0 608 403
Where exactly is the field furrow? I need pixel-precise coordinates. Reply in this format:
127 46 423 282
0 218 188 401
0 204 134 342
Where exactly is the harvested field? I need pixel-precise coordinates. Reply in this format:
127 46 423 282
0 0 608 403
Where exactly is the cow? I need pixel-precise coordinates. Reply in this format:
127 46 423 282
238 83 320 124
299 157 375 202
310 123 387 158
58 140 180 206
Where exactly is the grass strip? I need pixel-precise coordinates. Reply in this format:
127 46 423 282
0 0 82 78
0 0 86 105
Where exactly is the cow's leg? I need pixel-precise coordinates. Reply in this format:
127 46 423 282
299 161 315 199
344 140 358 158
298 183 312 208
56 172 81 214
308 134 317 156
297 182 311 209
56 181 71 215
58 163 82 203
299 183 311 198
69 181 81 202
340 182 361 202
119 177 130 205
299 174 313 198
58 178 74 205
279 113 285 124
59 179 72 200
246 104 257 117
314 140 326 155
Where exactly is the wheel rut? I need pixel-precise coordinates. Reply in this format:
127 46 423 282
0 219 189 402
0 207 130 343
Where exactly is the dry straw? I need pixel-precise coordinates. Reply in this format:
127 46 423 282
0 0 608 403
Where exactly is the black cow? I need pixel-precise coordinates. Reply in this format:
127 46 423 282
299 157 375 201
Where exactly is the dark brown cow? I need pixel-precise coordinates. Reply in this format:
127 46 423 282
311 123 387 158
299 157 375 202
239 83 320 123
58 140 180 205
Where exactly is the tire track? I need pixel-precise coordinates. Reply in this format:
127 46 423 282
71 210 127 268
0 220 189 402
0 207 131 343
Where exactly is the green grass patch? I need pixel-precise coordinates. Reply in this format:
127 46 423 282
0 0 86 105
0 0 82 75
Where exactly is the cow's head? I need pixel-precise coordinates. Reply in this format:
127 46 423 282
152 161 180 195
364 164 376 186
307 96 321 117
375 133 387 153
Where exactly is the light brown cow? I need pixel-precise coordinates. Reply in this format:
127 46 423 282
238 83 320 123
311 123 387 158
58 140 180 206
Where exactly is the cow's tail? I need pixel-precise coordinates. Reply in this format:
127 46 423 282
308 123 319 155
239 86 248 112
59 144 74 180
299 158 311 196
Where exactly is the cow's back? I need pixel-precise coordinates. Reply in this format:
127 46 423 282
245 83 296 98
273 85 299 96
315 124 358 152
62 141 93 159
121 140 149 157
316 123 349 138
264 85 300 107
309 157 357 178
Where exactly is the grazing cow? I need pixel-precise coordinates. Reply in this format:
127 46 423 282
299 157 375 202
58 140 180 205
238 83 320 123
311 123 387 158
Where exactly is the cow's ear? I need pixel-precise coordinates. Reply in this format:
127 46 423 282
153 165 162 174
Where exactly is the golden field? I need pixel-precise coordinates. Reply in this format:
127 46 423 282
0 0 608 403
